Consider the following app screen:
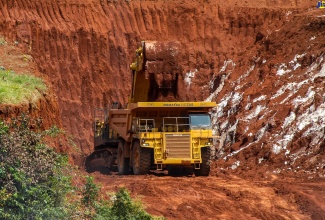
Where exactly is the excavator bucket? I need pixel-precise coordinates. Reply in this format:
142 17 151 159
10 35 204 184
129 41 183 103
144 41 181 89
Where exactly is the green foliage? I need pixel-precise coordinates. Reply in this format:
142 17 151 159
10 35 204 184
93 187 162 220
82 176 100 207
109 188 153 220
0 36 6 45
0 121 8 135
0 69 47 104
81 182 160 220
0 115 164 220
0 115 71 219
44 125 64 137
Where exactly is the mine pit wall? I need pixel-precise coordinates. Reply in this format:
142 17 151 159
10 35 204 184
0 0 314 157
0 94 66 151
0 95 60 127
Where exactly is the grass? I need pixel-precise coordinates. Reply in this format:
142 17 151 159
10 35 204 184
0 69 47 104
0 37 6 45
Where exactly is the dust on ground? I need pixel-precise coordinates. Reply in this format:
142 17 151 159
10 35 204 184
91 170 325 220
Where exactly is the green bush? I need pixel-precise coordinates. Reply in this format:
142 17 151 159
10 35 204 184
0 115 71 219
81 178 160 220
0 115 164 220
82 176 100 208
109 188 153 220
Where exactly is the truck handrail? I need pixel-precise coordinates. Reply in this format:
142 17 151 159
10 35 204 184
135 118 155 133
162 117 190 132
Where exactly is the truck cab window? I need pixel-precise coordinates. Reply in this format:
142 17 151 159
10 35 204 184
190 114 211 130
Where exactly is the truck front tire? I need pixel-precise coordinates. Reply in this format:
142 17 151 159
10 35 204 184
194 146 213 176
132 141 151 175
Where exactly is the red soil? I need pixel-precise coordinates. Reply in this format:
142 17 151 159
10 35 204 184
1 0 324 219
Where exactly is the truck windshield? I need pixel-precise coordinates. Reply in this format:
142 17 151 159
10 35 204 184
190 114 211 130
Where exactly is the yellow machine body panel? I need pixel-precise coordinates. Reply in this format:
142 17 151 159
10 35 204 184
135 102 217 108
134 129 214 165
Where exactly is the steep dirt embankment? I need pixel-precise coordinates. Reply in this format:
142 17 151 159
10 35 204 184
0 39 67 152
0 38 60 127
211 9 325 179
0 0 320 165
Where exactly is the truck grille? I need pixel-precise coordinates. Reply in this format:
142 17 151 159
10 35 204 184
165 134 190 158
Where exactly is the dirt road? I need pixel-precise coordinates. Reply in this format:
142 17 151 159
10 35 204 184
93 171 325 220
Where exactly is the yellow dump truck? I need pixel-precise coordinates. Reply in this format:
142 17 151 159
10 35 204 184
88 41 217 176
110 101 216 175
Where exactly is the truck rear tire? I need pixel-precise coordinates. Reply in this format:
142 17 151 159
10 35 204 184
118 141 130 175
194 146 213 176
132 141 151 175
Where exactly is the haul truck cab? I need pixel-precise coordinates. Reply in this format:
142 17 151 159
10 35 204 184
109 101 217 176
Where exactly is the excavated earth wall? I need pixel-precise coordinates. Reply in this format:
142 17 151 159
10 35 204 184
2 1 325 219
0 0 323 176
0 38 67 152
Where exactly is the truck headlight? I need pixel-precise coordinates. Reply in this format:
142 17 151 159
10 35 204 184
205 142 211 146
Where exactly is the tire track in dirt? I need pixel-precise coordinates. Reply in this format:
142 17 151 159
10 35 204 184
283 181 325 219
96 174 310 220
